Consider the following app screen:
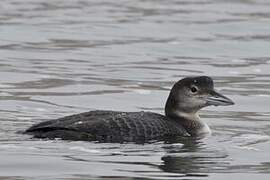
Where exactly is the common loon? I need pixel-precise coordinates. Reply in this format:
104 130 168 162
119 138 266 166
25 76 234 142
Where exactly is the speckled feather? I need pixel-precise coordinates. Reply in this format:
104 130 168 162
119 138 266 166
25 110 189 142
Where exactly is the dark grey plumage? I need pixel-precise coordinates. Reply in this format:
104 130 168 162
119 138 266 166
25 110 188 142
24 76 234 143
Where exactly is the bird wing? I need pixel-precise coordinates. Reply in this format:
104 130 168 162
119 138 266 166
25 110 188 142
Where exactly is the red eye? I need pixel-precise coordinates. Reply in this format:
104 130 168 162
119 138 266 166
191 86 198 93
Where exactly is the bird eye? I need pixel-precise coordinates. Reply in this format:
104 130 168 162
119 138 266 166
190 86 198 93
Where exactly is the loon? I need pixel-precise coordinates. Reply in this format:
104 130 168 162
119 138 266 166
25 76 234 142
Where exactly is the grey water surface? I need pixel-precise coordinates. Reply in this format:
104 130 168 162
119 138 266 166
0 0 270 179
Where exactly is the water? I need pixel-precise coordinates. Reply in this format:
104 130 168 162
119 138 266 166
0 0 270 179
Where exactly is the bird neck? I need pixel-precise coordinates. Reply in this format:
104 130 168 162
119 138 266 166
165 97 210 136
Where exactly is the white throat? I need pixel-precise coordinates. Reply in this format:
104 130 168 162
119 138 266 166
173 110 211 136
173 110 200 121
